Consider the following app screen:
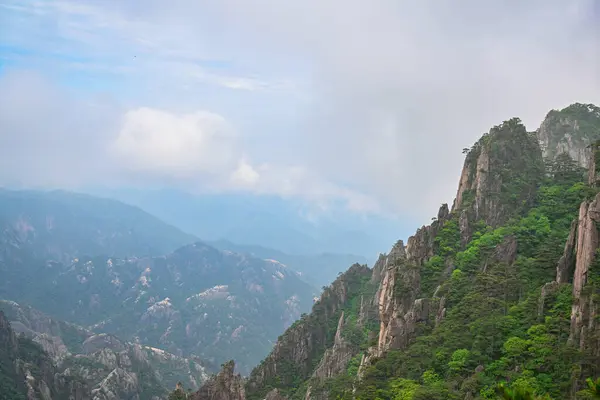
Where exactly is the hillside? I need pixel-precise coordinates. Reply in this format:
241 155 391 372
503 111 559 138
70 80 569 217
0 189 318 375
0 240 316 375
0 300 209 399
185 103 600 400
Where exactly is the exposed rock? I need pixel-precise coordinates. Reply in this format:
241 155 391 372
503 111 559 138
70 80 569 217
0 300 209 398
452 118 544 233
0 311 92 400
264 389 286 400
82 334 127 354
245 265 371 399
406 204 451 266
90 368 139 400
375 241 425 355
191 360 245 400
572 195 600 300
312 312 354 379
557 219 578 284
537 103 600 169
568 193 600 353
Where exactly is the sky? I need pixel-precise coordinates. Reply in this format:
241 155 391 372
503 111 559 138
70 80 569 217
1 0 599 226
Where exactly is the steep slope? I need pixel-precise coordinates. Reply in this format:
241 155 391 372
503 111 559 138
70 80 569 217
245 263 373 400
0 241 316 375
189 104 600 400
0 310 90 400
0 300 209 397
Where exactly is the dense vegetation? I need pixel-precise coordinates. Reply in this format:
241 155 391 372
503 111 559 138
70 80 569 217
329 129 599 399
232 114 600 400
245 264 373 400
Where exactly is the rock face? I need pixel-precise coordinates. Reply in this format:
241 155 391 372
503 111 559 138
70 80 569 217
0 311 91 400
548 146 600 392
312 311 353 378
537 103 600 169
191 361 245 400
245 264 371 400
0 300 210 399
566 193 600 363
557 220 578 284
452 118 544 233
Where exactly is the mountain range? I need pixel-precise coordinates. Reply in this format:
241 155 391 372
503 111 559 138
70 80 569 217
82 188 401 259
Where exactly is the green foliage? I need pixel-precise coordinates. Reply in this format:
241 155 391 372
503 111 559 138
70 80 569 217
348 142 595 400
168 385 189 400
246 265 373 400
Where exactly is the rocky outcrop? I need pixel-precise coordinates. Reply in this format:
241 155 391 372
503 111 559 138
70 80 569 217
82 333 127 354
264 389 286 400
374 241 438 356
406 204 450 266
0 300 209 398
569 193 600 347
245 265 371 399
191 361 245 400
452 118 544 235
557 220 578 284
0 311 92 400
537 103 600 169
90 368 139 400
312 312 354 379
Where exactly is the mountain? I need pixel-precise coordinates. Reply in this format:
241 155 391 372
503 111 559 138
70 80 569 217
538 103 600 168
0 310 90 400
0 300 209 399
184 103 600 400
0 189 318 375
209 240 369 287
0 240 316 375
83 189 402 258
0 188 197 262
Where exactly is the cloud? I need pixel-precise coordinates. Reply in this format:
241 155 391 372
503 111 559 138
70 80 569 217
1 0 599 224
0 70 377 213
230 160 260 187
112 108 238 178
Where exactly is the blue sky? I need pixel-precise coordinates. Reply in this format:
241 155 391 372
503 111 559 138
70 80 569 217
1 0 599 227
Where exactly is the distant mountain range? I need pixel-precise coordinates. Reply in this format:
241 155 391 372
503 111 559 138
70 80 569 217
83 188 402 258
0 188 323 376
209 239 369 288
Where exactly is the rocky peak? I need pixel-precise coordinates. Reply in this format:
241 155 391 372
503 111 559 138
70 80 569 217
245 264 371 400
312 311 354 379
406 203 450 266
452 118 544 231
537 103 600 168
191 360 245 400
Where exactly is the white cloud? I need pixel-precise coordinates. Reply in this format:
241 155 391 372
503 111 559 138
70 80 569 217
112 108 238 178
230 159 260 187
